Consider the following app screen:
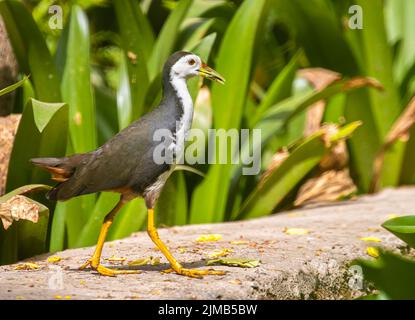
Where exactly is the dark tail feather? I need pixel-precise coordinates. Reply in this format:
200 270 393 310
31 157 76 201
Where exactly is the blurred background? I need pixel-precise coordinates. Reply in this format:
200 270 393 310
0 0 415 297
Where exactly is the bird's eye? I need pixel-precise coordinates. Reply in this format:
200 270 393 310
188 59 196 66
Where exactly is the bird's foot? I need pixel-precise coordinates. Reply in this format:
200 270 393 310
79 258 141 277
163 267 226 279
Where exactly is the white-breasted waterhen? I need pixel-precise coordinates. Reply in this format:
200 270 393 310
31 51 225 278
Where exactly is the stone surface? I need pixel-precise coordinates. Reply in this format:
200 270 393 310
0 188 413 300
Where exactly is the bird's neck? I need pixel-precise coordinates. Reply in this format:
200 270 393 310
162 72 194 123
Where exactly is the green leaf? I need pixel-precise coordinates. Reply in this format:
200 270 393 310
116 54 133 130
156 171 188 226
356 250 415 300
58 5 97 248
382 215 415 249
0 75 28 97
239 132 326 219
76 192 119 247
0 184 51 203
207 258 260 268
114 0 152 119
239 122 361 219
147 0 193 80
0 191 49 264
250 50 301 127
353 0 403 188
190 0 271 223
107 198 147 241
274 0 358 76
0 0 60 102
6 99 68 192
3 98 67 261
61 5 97 154
385 0 415 83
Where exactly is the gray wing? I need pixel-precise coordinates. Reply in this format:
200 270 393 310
56 103 176 198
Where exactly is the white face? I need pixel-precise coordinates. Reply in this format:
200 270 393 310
170 54 202 79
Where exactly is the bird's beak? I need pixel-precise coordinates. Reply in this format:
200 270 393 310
198 63 225 84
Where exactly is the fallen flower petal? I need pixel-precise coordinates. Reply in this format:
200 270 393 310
360 237 382 243
15 262 40 270
229 240 249 245
196 234 222 242
206 248 234 258
47 256 61 263
284 227 309 235
366 247 380 258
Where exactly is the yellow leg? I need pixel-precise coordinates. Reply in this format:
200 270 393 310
147 208 225 278
79 199 140 276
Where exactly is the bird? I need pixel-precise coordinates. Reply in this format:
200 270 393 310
31 51 225 278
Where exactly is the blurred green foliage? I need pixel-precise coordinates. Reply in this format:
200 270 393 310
356 215 415 299
1 0 415 286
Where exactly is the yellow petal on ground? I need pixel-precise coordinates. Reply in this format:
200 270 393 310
287 213 305 218
178 247 186 254
15 296 25 300
366 247 380 258
195 234 222 242
106 256 127 262
47 256 61 263
229 240 249 245
360 237 382 243
128 258 150 266
150 257 161 266
54 295 62 299
284 227 309 235
65 295 71 300
127 256 160 266
229 279 242 285
15 262 40 270
206 248 234 258
386 214 399 220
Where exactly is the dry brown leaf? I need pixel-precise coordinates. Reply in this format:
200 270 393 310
298 68 341 136
0 195 40 230
371 97 415 193
259 148 289 185
0 114 21 196
295 169 356 206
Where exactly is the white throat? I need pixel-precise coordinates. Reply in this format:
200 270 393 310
170 73 194 163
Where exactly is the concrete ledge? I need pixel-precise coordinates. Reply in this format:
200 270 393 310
0 188 411 300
